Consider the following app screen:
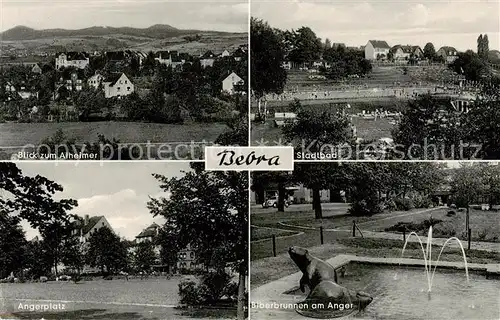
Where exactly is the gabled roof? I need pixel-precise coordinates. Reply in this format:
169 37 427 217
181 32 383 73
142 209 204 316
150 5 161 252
106 73 131 87
233 48 246 57
58 52 88 60
368 40 390 49
438 46 458 55
391 45 421 54
106 51 128 61
136 223 160 238
73 216 105 236
222 71 243 83
201 50 216 59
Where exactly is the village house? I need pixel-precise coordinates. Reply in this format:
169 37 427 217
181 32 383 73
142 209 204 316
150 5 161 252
53 72 83 100
135 223 160 244
103 73 134 98
222 72 244 94
282 61 292 70
55 52 89 70
4 82 39 100
200 50 216 68
155 51 188 69
364 40 391 60
72 215 114 243
177 244 201 271
31 64 42 74
87 73 105 90
232 48 246 62
437 46 459 63
220 50 231 57
390 45 424 60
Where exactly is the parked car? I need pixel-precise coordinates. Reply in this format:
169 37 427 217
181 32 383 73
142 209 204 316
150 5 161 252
262 197 289 208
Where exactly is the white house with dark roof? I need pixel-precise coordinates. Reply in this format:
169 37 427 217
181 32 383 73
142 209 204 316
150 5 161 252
437 46 459 63
200 50 216 68
364 40 391 60
72 215 114 243
222 72 244 94
135 223 160 244
55 52 89 69
103 73 134 98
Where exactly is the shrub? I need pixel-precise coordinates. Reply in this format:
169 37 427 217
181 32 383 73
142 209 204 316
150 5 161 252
179 279 203 305
178 271 238 306
103 275 113 280
413 196 432 209
394 198 414 211
446 210 456 217
349 199 384 216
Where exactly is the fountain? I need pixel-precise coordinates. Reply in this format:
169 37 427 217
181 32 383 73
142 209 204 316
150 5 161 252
395 226 470 293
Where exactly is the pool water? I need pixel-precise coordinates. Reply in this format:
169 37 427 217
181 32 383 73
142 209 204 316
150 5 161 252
286 263 500 320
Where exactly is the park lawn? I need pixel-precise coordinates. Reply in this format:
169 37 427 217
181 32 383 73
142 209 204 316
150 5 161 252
251 226 300 241
430 208 500 243
250 238 500 290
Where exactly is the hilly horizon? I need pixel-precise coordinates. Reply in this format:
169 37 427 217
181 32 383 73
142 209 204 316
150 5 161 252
0 24 242 41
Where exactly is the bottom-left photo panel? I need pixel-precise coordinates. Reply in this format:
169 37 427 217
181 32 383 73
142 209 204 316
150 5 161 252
0 162 249 320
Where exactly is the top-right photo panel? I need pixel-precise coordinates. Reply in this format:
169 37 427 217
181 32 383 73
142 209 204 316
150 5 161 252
250 0 500 160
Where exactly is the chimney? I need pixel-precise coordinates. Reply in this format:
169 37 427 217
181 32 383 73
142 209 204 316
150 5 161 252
84 215 89 225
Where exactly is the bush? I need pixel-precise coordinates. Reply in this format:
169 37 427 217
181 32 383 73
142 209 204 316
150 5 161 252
103 275 113 280
179 279 203 305
349 199 384 216
394 198 414 211
446 210 456 217
178 271 238 306
413 196 432 209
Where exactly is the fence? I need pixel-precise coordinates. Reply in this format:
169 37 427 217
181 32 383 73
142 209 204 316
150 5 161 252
254 220 474 259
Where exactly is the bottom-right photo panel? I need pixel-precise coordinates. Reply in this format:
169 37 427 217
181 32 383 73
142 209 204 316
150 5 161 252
250 162 499 320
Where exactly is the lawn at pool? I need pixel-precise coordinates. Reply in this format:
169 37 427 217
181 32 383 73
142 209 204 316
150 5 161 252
0 278 236 320
0 121 228 146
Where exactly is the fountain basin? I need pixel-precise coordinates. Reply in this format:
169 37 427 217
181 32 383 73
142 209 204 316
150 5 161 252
251 255 500 320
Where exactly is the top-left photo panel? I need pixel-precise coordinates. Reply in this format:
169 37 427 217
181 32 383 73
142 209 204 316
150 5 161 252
0 0 249 161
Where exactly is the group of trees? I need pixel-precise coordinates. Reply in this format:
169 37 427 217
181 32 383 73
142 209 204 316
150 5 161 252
392 76 500 159
148 163 248 319
321 46 372 79
251 163 445 218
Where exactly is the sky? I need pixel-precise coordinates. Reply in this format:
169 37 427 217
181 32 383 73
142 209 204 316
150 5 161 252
0 0 249 32
252 0 500 51
13 162 192 241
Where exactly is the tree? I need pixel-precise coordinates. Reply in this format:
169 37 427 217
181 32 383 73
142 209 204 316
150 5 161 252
251 172 294 212
392 94 468 159
0 212 27 279
251 18 287 113
450 50 489 81
288 27 323 65
86 226 128 274
293 163 348 218
423 42 437 61
215 115 248 146
282 100 353 155
148 164 248 319
134 241 158 272
324 38 332 52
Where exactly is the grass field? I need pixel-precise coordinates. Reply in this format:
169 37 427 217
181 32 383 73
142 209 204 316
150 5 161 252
251 116 395 146
251 226 300 241
2 33 247 56
0 121 228 146
284 65 453 91
1 278 236 319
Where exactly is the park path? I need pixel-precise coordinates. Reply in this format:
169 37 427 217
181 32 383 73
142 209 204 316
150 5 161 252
275 207 500 253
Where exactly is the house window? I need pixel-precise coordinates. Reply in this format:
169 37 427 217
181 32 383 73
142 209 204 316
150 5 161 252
127 87 131 91
117 87 121 91
125 80 128 84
